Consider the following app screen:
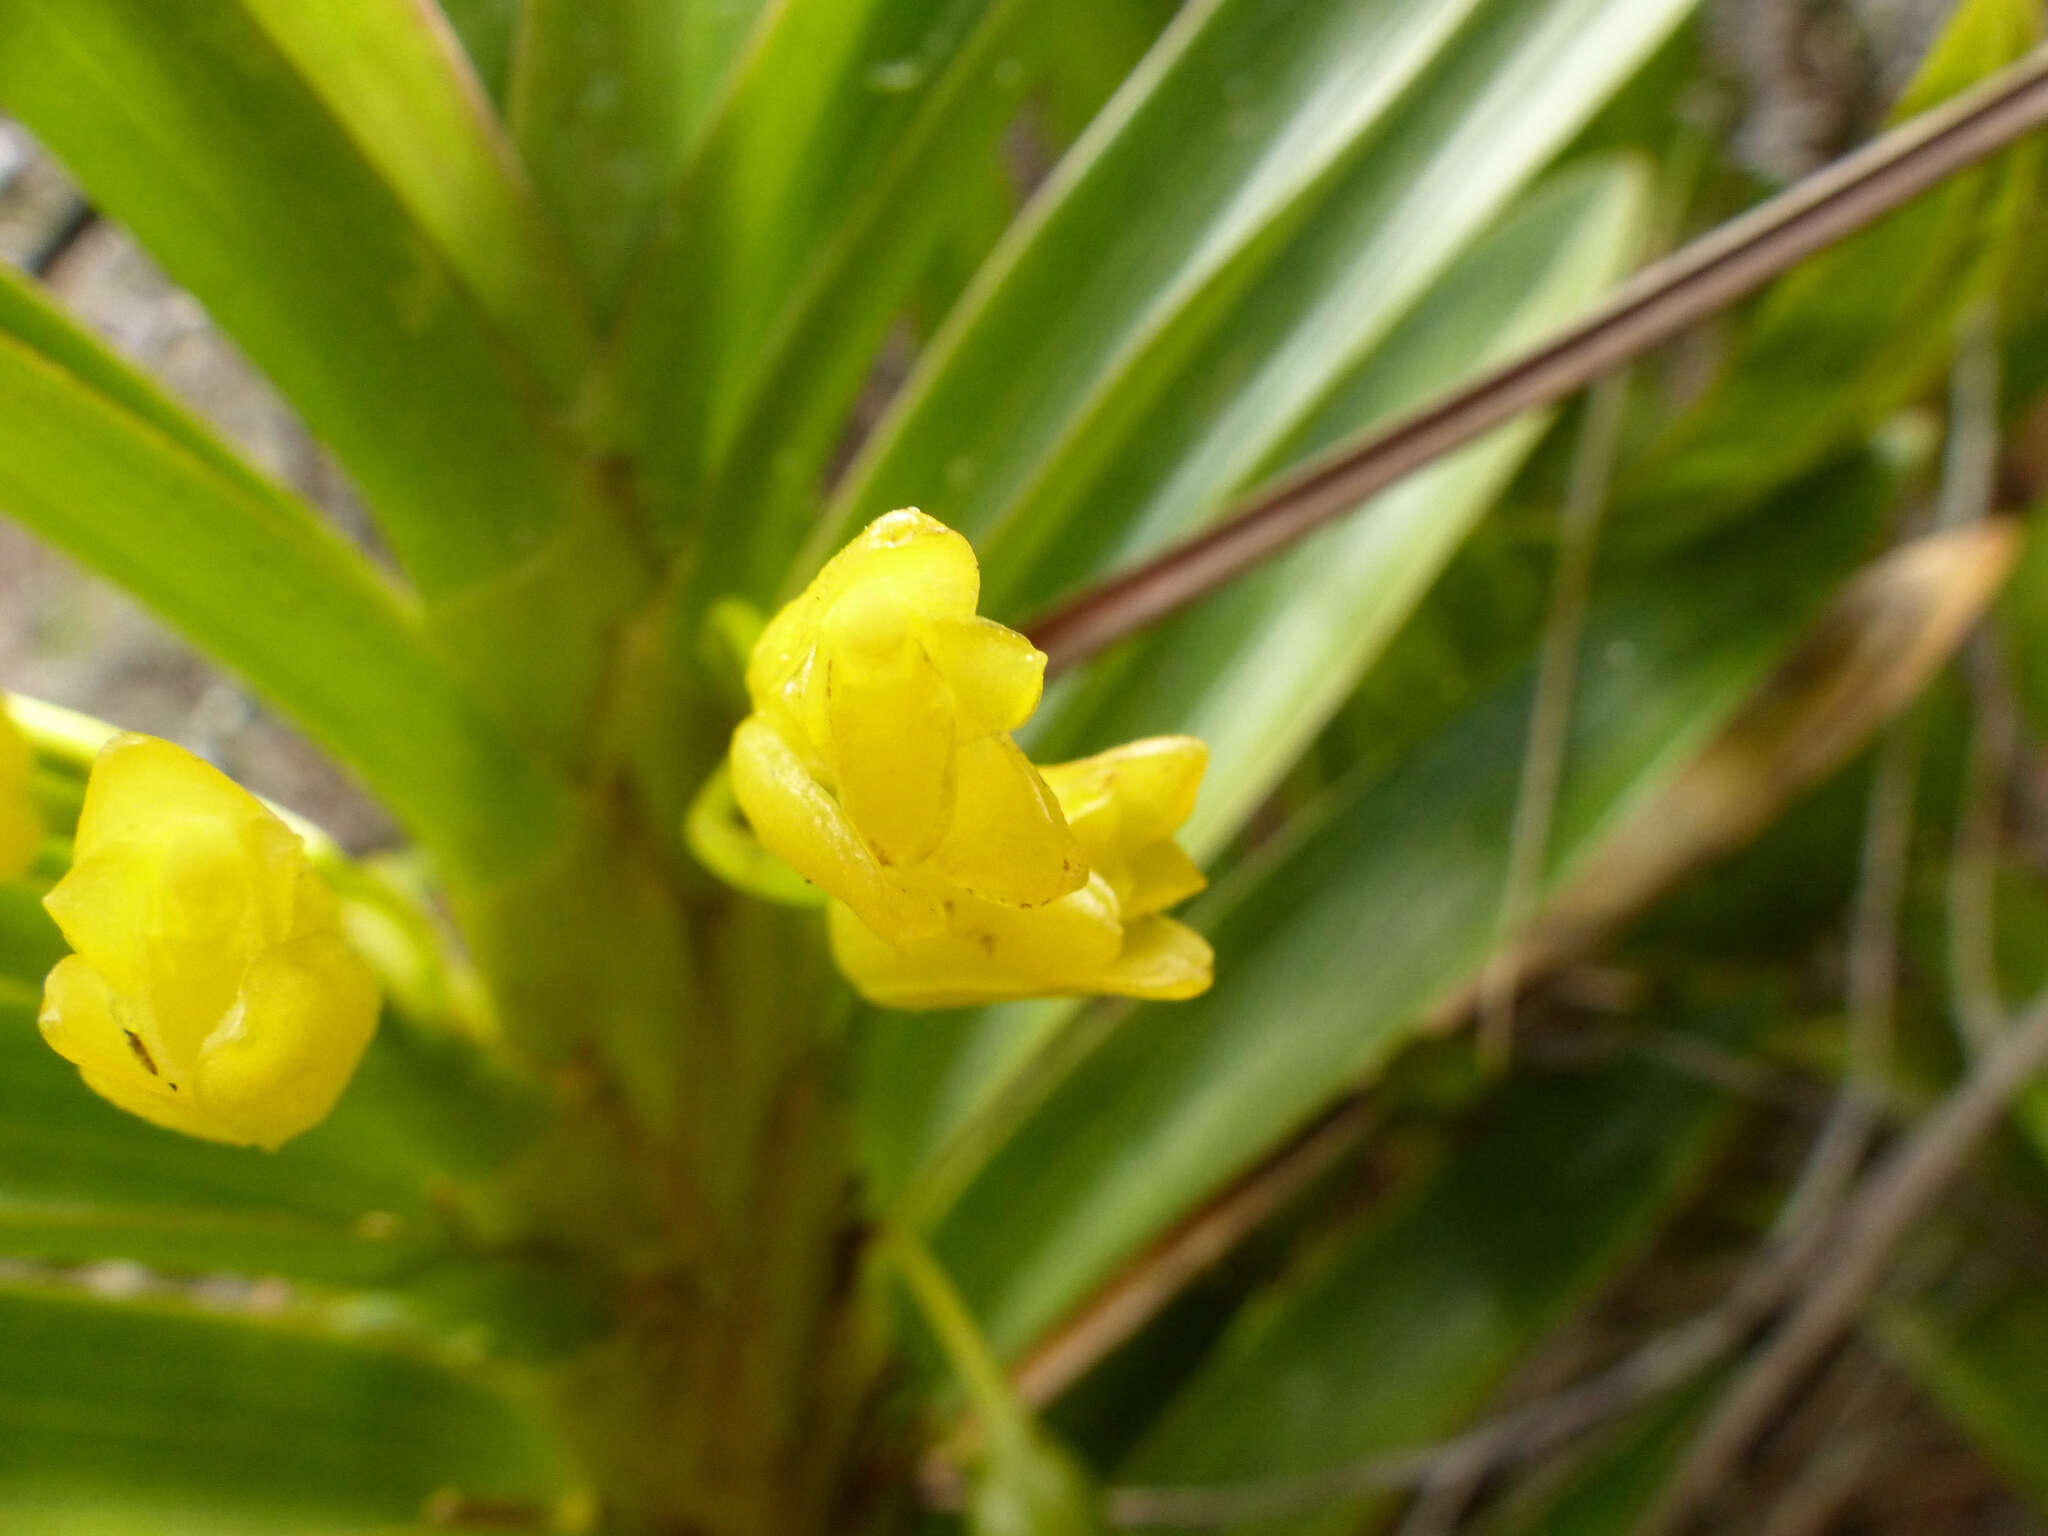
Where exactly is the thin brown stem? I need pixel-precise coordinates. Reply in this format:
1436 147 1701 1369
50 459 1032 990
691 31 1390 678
1771 713 1919 1244
1636 984 2048 1536
1028 44 2048 672
1011 1097 1372 1409
1479 374 1630 1069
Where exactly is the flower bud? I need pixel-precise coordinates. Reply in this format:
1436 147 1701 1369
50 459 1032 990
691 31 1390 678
38 735 377 1149
732 510 1086 942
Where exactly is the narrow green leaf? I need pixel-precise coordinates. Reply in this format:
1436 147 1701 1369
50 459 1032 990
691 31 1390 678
238 0 596 393
1117 1031 1751 1535
0 270 574 882
657 0 1163 600
0 0 601 596
0 1280 577 1535
933 465 1888 1357
612 0 1014 532
437 0 521 104
819 0 1696 605
677 2 775 151
510 0 692 309
507 0 775 307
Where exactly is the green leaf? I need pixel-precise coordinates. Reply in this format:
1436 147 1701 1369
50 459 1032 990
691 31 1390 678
0 268 574 883
1117 1026 1753 1535
437 0 521 104
1032 156 1653 858
0 0 603 597
237 0 596 393
931 464 1889 1358
678 0 1181 611
613 0 1018 541
510 0 693 309
0 1279 577 1535
818 0 1697 610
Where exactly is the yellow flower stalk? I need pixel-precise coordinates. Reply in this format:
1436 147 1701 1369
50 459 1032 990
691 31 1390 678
732 509 1087 943
38 734 378 1149
0 700 43 880
828 737 1213 1008
728 508 1212 1006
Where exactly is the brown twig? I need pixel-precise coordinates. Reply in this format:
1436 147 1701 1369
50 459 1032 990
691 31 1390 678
1011 1097 1373 1409
1101 1061 1845 1531
1635 983 2048 1536
1941 308 2014 1058
1103 1286 1765 1529
1478 373 1630 1071
1106 982 2048 1532
916 1097 1374 1509
1748 1351 1905 1536
1769 711 1919 1246
1027 44 2048 672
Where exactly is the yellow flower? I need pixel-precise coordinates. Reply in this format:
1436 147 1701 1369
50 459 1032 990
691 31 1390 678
827 737 1214 1009
732 509 1086 942
0 700 43 880
38 734 378 1149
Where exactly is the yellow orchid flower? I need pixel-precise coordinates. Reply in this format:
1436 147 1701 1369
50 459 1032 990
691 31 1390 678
827 737 1214 1009
731 509 1087 943
38 734 378 1149
0 701 42 880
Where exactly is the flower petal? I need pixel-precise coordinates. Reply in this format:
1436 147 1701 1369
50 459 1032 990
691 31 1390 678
1042 735 1208 856
730 716 945 943
822 587 957 868
932 735 1086 909
922 617 1045 739
1095 916 1213 1000
199 932 380 1150
826 874 1123 1009
747 509 979 705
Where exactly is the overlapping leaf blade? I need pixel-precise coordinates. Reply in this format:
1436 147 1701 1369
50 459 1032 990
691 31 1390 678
934 466 1890 1358
0 268 571 882
0 1280 576 1536
511 0 694 308
614 0 1020 541
237 0 595 395
818 0 1696 616
1031 157 1651 857
0 0 597 597
1117 1029 1752 1535
438 0 520 104
647 0 1173 599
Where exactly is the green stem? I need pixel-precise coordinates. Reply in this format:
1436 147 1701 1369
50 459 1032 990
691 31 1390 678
882 1223 1027 1444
